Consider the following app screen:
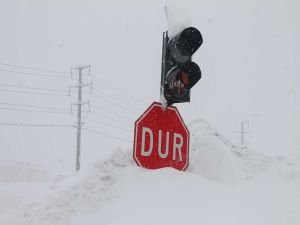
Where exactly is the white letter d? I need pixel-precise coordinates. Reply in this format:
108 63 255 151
141 127 153 156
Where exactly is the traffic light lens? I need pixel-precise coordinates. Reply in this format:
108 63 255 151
168 27 203 65
181 27 203 54
169 38 191 64
181 61 201 89
166 67 190 99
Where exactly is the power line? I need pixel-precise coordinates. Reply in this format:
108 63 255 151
0 68 70 78
87 111 131 126
87 110 132 126
89 103 133 121
0 102 70 112
0 107 71 115
92 91 139 114
0 89 70 97
0 83 68 93
83 116 132 132
0 122 73 128
92 75 147 105
83 127 132 143
0 62 69 74
93 88 141 111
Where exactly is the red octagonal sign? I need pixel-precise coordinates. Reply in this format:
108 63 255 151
133 102 189 171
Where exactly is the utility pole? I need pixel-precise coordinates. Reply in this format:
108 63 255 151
70 65 91 171
241 121 245 149
240 121 249 150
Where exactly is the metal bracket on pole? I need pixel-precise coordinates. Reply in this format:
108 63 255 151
71 65 91 79
71 101 90 114
70 82 92 89
72 65 91 70
69 82 92 96
74 122 85 129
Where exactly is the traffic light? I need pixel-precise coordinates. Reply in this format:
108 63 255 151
161 27 202 106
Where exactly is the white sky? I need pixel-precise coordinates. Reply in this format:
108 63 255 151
0 0 299 172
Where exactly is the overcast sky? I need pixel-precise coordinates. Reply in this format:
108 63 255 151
0 0 299 172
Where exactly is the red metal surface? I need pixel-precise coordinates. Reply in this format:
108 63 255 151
133 102 189 171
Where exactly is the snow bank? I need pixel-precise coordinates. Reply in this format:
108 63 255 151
23 149 133 225
188 119 300 184
0 163 49 182
188 119 243 183
13 119 300 225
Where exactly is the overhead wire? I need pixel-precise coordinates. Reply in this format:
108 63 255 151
89 103 133 121
0 89 70 97
0 62 70 74
82 116 132 133
92 91 139 114
86 110 132 126
92 75 147 105
82 127 132 143
92 88 141 111
0 62 141 144
0 122 73 128
0 107 72 115
0 102 70 112
0 68 70 79
0 82 68 93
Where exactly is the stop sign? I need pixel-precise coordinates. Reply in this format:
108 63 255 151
133 102 189 171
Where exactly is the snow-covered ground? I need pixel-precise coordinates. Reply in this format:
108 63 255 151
1 1 299 224
1 120 299 225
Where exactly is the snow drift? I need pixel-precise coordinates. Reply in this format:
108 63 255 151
1 119 299 225
0 163 48 182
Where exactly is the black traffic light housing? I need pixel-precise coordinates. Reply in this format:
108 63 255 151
161 27 202 106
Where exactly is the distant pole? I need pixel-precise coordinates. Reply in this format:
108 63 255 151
241 121 244 149
71 65 91 171
239 121 250 150
76 68 83 171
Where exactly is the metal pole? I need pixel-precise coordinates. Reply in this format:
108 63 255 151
241 121 244 149
71 65 91 171
76 68 82 171
160 31 168 107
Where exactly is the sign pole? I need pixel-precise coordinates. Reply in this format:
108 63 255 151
160 31 168 109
